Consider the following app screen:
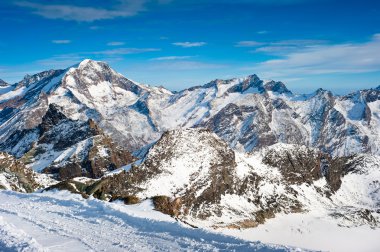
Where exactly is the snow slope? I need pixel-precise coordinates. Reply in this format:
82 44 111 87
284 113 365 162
220 211 380 252
0 190 295 252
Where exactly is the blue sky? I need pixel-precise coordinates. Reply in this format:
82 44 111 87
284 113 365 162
0 0 379 93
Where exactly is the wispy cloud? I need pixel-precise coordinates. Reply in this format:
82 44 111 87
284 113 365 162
150 56 194 61
52 40 71 44
235 41 264 47
172 42 206 48
15 0 148 22
35 47 161 68
236 39 325 50
107 41 125 46
89 25 102 30
257 30 268 34
147 60 226 70
211 0 317 5
91 48 160 55
36 54 83 68
248 34 380 78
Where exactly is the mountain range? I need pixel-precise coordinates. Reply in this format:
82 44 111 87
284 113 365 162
0 59 379 250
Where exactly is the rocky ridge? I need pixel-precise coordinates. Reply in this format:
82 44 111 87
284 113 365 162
0 59 379 230
0 103 135 180
48 128 380 229
0 59 379 157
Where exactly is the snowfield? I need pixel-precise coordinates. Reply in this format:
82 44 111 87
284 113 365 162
0 190 294 252
220 212 380 252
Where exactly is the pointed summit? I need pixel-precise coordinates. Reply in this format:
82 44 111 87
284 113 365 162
227 74 264 93
0 79 8 87
65 59 143 95
77 59 110 70
264 80 292 95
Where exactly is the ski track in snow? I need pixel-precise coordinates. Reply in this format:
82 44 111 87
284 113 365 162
0 190 295 252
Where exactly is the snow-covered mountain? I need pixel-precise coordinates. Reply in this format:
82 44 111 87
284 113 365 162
0 59 380 251
42 127 380 251
1 59 380 159
0 102 135 180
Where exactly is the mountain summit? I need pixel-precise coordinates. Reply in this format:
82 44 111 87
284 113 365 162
1 59 380 157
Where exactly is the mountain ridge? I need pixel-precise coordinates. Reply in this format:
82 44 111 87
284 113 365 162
1 59 380 157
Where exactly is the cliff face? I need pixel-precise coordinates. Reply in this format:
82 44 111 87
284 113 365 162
0 104 135 180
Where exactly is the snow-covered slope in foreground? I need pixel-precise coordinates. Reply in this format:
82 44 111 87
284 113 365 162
0 190 295 252
221 211 380 252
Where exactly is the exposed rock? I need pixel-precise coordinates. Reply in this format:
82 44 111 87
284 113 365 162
264 80 292 94
0 152 51 192
0 104 135 180
152 196 182 217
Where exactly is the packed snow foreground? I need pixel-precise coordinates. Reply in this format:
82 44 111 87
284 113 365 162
0 59 380 252
0 190 293 252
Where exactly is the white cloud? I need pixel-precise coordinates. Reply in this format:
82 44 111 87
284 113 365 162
107 41 125 46
207 0 317 5
235 41 264 47
52 40 71 44
248 34 380 78
91 48 160 55
15 0 148 22
151 56 194 61
240 39 326 52
147 60 226 70
257 30 268 34
172 42 206 48
36 54 83 68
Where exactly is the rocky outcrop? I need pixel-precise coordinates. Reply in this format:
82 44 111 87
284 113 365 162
0 104 135 180
45 128 380 229
0 152 45 192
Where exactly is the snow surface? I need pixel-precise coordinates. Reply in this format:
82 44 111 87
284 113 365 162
220 212 380 252
0 190 294 252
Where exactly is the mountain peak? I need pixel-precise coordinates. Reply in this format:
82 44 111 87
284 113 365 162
77 59 110 72
226 74 264 94
0 79 8 86
264 80 292 94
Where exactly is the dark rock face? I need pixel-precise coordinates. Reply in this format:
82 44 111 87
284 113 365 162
39 104 68 133
261 145 351 192
262 146 322 185
152 196 182 217
227 74 265 93
0 104 135 180
264 80 292 94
